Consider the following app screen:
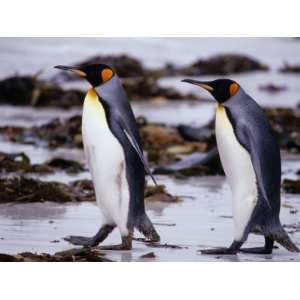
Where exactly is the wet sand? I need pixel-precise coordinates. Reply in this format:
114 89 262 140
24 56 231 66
0 167 299 262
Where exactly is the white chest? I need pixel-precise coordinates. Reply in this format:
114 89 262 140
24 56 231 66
81 89 129 234
215 105 258 240
81 89 124 172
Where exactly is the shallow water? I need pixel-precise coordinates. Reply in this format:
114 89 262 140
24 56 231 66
0 105 81 127
0 173 299 262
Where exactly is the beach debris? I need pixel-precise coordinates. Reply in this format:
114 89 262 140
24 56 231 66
0 115 82 148
153 222 176 226
122 77 199 101
0 248 112 262
0 108 299 167
0 75 199 108
144 184 182 203
153 148 223 176
266 108 300 152
178 123 215 142
181 54 269 75
46 157 85 174
0 151 84 175
145 242 187 249
0 176 80 203
153 54 269 76
282 179 300 194
140 252 156 259
0 75 84 108
259 84 287 93
54 53 269 80
279 63 300 73
0 176 178 204
140 122 212 165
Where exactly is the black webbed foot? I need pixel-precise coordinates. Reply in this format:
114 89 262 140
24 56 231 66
240 236 274 254
136 214 160 243
64 236 98 247
97 234 132 251
239 247 273 254
201 247 238 255
201 240 243 255
64 224 115 247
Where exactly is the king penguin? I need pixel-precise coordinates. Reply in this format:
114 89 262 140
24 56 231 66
182 78 299 254
54 64 160 250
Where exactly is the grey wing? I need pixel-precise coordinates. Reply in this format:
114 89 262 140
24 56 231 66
97 76 157 185
115 112 157 185
226 107 281 209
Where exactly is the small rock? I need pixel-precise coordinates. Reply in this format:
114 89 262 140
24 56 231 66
0 75 84 108
282 179 300 194
279 63 300 73
145 243 186 249
0 248 113 262
0 176 177 204
140 252 156 259
0 253 18 262
46 158 85 174
144 184 181 203
175 54 269 76
259 84 287 93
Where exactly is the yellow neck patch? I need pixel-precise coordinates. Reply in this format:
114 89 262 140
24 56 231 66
216 104 231 128
86 88 98 101
84 88 107 125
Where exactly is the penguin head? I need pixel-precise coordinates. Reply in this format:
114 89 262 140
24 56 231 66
54 64 115 87
182 78 239 103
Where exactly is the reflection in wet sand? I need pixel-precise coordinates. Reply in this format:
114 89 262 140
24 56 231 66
0 172 299 261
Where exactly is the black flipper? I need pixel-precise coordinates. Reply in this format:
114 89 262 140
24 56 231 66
224 89 281 210
115 111 157 185
96 75 156 184
64 224 115 247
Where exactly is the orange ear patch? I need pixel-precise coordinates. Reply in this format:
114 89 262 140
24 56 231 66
229 83 239 97
101 68 113 82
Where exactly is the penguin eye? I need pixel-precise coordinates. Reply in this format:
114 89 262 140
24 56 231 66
229 83 239 97
101 68 113 82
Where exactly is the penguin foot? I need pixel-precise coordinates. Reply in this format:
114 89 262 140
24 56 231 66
201 247 238 255
136 214 161 243
64 236 98 247
239 247 273 254
146 230 160 243
97 235 132 251
64 225 115 247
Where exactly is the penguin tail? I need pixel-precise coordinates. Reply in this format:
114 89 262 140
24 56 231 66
272 226 299 252
135 214 160 242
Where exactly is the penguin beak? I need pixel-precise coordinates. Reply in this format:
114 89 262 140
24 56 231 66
54 65 86 77
181 79 214 92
